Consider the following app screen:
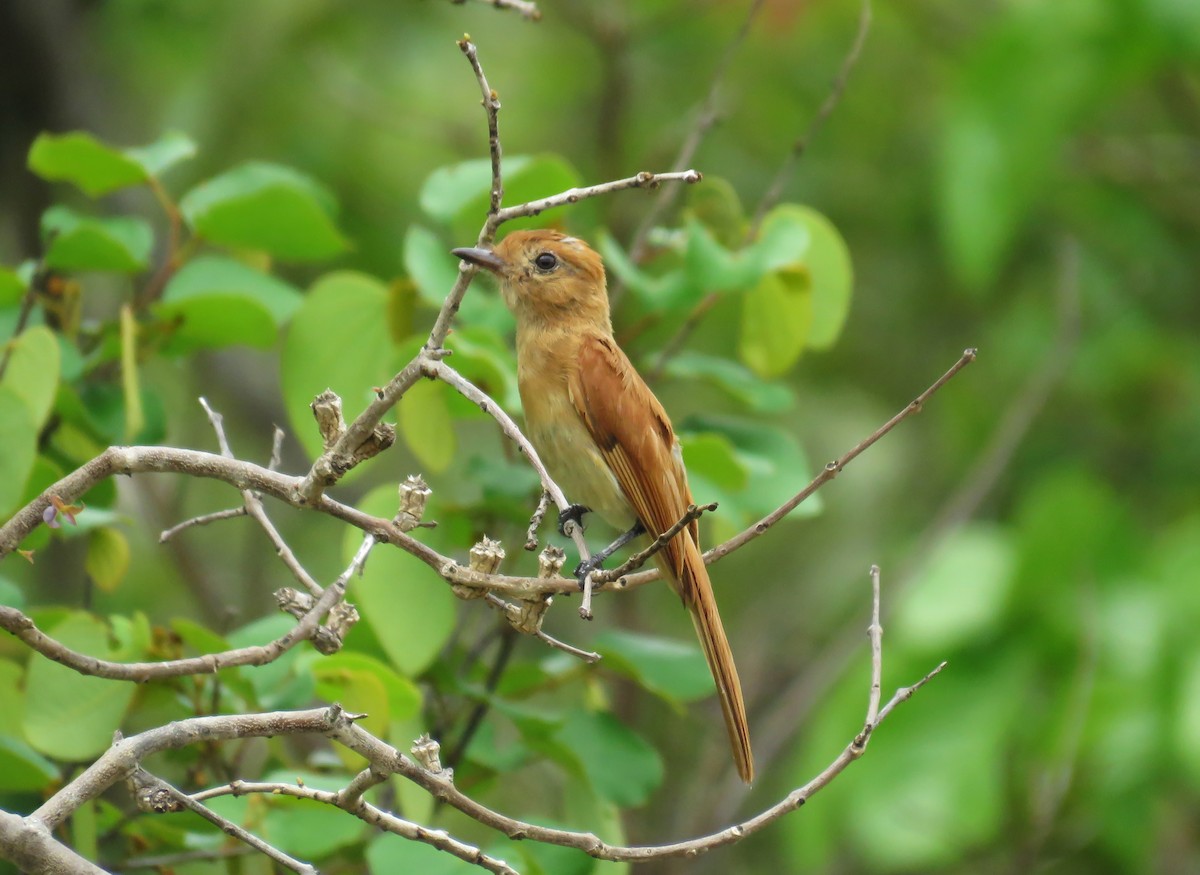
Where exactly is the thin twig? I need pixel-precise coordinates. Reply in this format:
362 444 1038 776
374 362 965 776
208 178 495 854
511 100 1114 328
495 169 702 224
749 0 873 235
525 489 551 551
158 506 246 542
139 772 317 875
592 502 718 585
482 594 600 663
865 565 883 729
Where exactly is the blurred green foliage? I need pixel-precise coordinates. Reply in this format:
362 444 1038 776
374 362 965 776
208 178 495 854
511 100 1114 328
0 0 1197 872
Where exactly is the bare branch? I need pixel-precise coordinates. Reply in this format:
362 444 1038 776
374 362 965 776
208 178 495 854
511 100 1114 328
749 0 873 233
495 169 702 224
525 489 551 551
159 506 246 542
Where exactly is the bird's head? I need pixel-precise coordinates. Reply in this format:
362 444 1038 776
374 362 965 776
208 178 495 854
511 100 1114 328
452 230 610 328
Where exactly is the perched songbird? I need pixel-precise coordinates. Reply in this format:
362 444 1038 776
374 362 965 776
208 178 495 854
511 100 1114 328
452 230 754 783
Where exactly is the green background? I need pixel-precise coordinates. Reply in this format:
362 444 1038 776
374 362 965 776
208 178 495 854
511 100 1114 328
0 1 1198 873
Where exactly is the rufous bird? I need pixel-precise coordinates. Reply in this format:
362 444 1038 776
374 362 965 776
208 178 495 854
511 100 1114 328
452 230 754 783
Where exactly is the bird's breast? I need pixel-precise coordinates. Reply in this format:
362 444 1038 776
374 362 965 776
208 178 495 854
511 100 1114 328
517 340 635 531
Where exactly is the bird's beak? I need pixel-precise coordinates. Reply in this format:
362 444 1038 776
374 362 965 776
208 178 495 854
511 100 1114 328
451 246 506 274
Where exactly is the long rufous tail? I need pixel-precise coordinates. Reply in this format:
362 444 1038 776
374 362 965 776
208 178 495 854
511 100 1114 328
677 535 754 784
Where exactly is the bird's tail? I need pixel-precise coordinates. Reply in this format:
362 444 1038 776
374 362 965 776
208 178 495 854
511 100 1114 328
676 537 754 784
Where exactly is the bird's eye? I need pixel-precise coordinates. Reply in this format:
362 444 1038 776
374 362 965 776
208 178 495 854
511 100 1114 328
534 252 558 271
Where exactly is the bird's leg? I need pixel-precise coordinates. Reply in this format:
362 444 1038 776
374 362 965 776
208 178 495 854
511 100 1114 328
557 504 590 537
574 521 646 584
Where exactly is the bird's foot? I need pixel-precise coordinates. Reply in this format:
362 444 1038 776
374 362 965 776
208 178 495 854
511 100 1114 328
557 504 590 537
573 554 607 590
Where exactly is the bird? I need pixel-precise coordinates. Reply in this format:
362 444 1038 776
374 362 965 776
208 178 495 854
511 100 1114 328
452 230 754 783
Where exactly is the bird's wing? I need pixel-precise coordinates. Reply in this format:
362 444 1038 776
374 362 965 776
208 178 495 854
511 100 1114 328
570 333 694 585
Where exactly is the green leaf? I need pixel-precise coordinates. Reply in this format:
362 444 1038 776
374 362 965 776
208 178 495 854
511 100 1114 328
281 271 399 464
0 388 37 517
685 174 746 247
556 710 663 807
124 130 197 178
225 614 312 710
1 325 60 429
313 652 422 740
42 206 153 273
346 485 456 676
0 265 26 307
444 326 520 411
780 205 852 349
892 523 1016 653
679 432 748 492
0 660 26 734
85 527 131 593
27 131 145 197
180 162 347 261
664 351 794 414
405 224 514 333
405 224 461 307
398 379 456 474
738 265 812 378
23 612 139 760
265 787 367 854
596 630 713 703
0 735 58 792
368 833 482 875
679 414 819 543
158 255 302 353
936 2 1137 289
421 154 586 235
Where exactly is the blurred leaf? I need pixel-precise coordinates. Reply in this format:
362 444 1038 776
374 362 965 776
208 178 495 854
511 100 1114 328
0 660 26 734
1 325 60 429
313 652 422 740
679 431 748 492
124 130 196 177
405 224 461 307
41 206 153 274
738 265 812 378
0 736 58 792
259 782 365 859
345 485 456 676
27 131 145 197
664 351 794 414
225 614 312 710
937 1 1142 289
119 304 143 440
158 255 302 353
180 161 347 260
782 205 853 349
0 266 25 306
680 414 820 543
0 388 37 517
893 523 1016 653
23 612 140 760
446 325 521 411
367 834 480 874
685 175 746 247
281 271 399 463
421 154 585 236
84 527 131 593
596 629 713 703
556 710 662 807
398 378 456 474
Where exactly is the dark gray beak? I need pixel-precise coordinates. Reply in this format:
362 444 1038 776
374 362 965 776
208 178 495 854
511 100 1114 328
452 246 505 273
